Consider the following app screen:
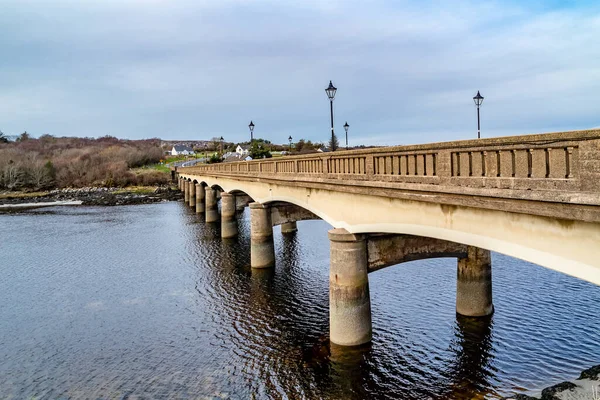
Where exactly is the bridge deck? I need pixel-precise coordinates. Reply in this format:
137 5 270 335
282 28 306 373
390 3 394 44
180 129 600 223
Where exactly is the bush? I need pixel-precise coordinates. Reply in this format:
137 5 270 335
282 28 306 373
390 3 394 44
0 136 168 190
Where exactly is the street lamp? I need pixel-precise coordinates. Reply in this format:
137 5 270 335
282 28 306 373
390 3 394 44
219 136 224 157
288 135 293 152
343 121 349 150
473 91 484 139
325 80 337 151
248 121 254 143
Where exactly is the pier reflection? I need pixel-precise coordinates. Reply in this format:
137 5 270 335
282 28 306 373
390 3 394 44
439 314 496 399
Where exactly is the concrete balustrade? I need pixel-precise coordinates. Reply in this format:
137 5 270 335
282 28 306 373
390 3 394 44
205 187 219 223
195 184 205 213
221 193 238 238
250 202 275 268
329 228 372 347
188 181 196 208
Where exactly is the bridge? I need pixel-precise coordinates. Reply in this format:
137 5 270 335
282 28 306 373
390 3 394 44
175 129 600 347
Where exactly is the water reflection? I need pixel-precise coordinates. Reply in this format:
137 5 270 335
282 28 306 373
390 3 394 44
1 203 599 399
440 315 496 399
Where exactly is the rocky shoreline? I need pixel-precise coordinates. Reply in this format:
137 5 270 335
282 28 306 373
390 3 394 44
0 186 183 209
503 365 600 400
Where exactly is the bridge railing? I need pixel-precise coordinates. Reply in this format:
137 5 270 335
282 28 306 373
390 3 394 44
180 129 600 200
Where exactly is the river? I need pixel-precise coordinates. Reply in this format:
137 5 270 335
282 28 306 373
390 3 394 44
0 202 598 399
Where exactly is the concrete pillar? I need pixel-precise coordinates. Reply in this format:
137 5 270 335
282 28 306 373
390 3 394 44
329 228 372 347
250 202 275 268
188 181 196 208
281 221 297 233
456 246 493 317
205 187 219 222
184 181 189 203
221 193 238 238
195 184 205 213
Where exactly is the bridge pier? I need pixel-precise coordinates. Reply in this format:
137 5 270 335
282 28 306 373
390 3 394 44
250 202 275 268
281 221 297 234
329 228 372 347
188 181 196 208
178 178 182 191
456 247 493 317
221 193 238 238
205 187 219 223
195 184 205 213
184 181 190 203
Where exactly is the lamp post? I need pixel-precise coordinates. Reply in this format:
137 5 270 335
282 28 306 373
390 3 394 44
219 136 224 158
343 121 349 150
473 91 484 139
248 121 254 143
325 80 337 151
288 135 292 152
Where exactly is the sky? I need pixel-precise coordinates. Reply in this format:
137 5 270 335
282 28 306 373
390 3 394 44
1 0 599 146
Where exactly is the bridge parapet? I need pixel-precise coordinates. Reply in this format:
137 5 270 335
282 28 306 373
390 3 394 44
180 130 600 222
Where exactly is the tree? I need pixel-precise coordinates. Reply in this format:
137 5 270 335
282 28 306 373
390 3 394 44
295 139 305 153
0 130 8 143
30 160 56 189
208 153 222 164
16 131 30 142
249 141 272 159
328 133 339 151
1 163 24 189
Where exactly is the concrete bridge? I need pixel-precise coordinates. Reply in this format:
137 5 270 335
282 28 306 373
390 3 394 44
175 129 600 347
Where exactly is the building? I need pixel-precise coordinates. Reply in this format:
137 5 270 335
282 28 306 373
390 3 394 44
236 145 250 156
171 145 195 156
224 152 252 162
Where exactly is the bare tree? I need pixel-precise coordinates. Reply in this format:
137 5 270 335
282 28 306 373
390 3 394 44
2 163 25 189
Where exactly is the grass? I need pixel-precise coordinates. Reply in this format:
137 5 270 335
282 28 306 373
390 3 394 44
112 186 162 195
140 163 171 173
0 191 51 199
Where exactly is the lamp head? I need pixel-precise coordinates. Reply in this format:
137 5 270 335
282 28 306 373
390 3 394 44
325 80 337 100
473 91 484 107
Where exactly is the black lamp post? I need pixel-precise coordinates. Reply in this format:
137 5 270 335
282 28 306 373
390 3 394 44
288 135 293 152
248 121 254 143
325 80 337 151
343 121 349 150
219 136 224 157
473 91 484 139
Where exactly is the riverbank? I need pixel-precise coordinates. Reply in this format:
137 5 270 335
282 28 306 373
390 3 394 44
503 365 600 399
0 185 182 209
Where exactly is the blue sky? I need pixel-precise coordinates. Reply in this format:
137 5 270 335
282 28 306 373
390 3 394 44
1 0 599 145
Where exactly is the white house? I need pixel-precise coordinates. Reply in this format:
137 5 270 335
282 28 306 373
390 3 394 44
171 145 195 156
224 153 253 162
236 145 250 156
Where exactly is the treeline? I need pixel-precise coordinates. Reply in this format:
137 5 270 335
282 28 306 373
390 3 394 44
0 134 167 190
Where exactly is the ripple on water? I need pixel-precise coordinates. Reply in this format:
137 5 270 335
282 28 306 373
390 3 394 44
0 202 599 399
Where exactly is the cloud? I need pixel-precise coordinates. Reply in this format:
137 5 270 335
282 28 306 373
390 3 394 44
0 0 599 144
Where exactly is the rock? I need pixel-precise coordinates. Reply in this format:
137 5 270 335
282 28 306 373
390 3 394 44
578 365 600 380
541 381 577 400
501 395 539 400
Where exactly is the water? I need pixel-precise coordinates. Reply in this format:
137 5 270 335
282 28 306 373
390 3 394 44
0 202 598 399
